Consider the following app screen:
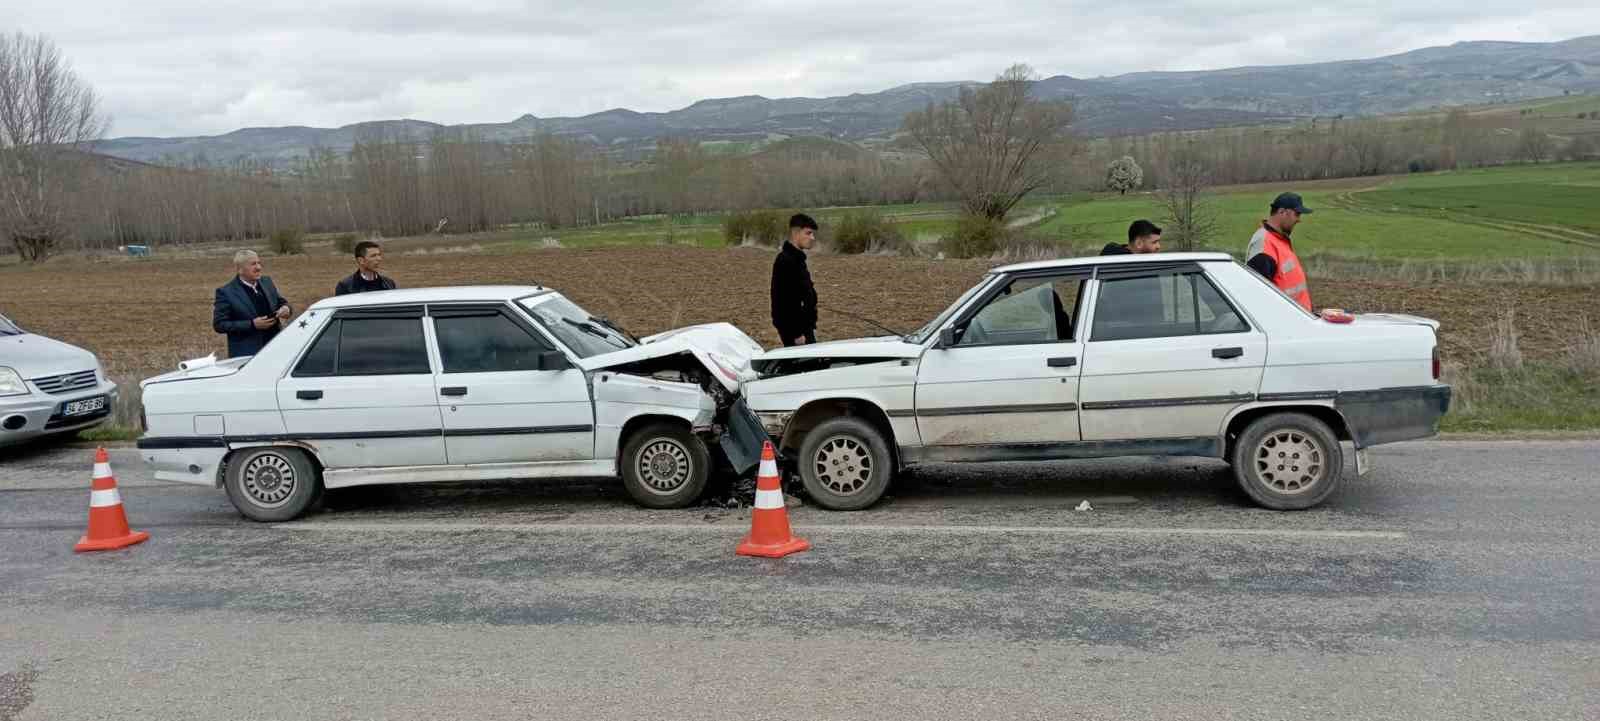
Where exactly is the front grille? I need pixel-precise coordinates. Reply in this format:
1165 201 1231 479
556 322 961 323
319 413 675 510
31 370 97 395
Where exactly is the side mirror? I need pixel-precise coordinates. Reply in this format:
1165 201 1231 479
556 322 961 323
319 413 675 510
538 350 571 371
938 326 961 348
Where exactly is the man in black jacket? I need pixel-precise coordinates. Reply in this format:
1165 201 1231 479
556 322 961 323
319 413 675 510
213 250 292 358
771 213 819 346
1101 219 1163 255
334 240 398 295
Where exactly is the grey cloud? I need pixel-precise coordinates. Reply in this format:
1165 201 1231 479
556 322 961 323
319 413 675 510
13 0 1599 137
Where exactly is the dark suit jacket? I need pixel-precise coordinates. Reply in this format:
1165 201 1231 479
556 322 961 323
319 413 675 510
213 276 290 358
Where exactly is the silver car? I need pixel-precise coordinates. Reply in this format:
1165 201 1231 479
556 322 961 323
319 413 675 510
0 311 118 447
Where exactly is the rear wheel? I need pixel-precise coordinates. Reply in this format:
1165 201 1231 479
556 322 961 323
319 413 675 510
223 446 321 522
620 422 710 509
798 417 894 511
1231 413 1344 510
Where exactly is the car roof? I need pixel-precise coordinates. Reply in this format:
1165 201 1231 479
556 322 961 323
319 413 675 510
307 285 554 311
990 252 1234 274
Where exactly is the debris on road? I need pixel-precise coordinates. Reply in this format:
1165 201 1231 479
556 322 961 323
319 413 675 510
1075 500 1093 512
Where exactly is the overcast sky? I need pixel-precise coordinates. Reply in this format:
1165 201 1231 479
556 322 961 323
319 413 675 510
14 1 1600 138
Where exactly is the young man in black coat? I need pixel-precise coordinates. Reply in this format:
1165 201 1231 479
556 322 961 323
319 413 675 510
1101 219 1163 255
771 213 819 346
213 250 292 358
334 240 398 295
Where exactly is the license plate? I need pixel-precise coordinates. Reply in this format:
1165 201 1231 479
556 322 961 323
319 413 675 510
63 396 107 416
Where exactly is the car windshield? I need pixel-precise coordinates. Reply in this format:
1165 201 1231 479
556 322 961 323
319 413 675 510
0 313 21 336
519 295 635 358
906 274 1000 344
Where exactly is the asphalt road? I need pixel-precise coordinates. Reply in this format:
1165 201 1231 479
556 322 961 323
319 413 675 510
1 439 1596 720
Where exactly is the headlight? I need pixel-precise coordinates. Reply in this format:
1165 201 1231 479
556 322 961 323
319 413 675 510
0 367 28 397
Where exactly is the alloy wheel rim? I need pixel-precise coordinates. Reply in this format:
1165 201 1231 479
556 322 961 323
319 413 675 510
1254 430 1325 495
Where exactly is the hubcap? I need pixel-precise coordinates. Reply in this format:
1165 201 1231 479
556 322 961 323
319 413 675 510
636 439 691 495
813 435 873 496
1254 430 1325 495
242 453 297 508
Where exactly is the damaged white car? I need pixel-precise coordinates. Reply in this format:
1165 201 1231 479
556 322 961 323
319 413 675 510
137 286 767 521
745 253 1451 512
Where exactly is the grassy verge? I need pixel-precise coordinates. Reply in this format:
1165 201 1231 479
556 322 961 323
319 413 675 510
1440 365 1600 433
77 425 142 443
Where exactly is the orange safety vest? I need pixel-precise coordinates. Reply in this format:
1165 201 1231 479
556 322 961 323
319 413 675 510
1255 223 1311 311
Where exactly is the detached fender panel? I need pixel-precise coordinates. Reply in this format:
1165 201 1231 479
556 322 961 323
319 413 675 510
1336 384 1452 448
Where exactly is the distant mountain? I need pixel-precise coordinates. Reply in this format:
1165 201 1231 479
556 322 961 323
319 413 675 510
94 35 1600 168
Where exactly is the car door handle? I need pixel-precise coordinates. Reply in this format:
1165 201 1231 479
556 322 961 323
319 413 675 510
440 386 468 397
1212 347 1244 359
296 390 323 400
1047 356 1077 368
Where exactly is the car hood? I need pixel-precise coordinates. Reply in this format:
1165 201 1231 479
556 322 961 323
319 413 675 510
579 322 764 392
754 335 926 362
141 355 251 388
0 333 98 379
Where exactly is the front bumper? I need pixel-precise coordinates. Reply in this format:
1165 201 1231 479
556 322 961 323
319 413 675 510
0 382 118 446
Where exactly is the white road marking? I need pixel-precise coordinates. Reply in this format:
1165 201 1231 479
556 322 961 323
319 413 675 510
274 521 1407 541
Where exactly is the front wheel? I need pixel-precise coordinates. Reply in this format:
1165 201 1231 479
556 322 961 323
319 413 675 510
798 417 894 511
1231 413 1344 510
223 446 322 522
620 422 710 509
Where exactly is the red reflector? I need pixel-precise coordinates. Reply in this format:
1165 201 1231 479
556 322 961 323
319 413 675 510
1432 347 1441 380
1321 308 1354 324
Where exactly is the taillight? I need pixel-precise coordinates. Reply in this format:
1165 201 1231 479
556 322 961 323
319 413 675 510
1431 347 1441 380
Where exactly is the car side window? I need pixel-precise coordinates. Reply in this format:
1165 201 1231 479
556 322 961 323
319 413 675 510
293 320 340 376
435 313 555 373
1091 272 1249 342
957 276 1084 346
293 317 430 376
337 318 432 374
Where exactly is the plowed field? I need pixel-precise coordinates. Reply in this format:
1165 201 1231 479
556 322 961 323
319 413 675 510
3 247 1591 382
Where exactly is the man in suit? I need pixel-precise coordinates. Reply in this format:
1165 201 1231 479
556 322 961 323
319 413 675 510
213 250 292 358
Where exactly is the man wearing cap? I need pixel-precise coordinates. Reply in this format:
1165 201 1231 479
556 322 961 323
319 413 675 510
1246 192 1313 311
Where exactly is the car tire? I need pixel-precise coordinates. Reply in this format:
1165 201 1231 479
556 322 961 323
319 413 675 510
223 446 322 522
621 422 710 509
798 417 894 511
1231 412 1344 510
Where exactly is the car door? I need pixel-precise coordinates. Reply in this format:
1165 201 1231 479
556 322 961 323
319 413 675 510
1078 264 1266 442
430 304 596 465
913 271 1087 446
276 306 446 468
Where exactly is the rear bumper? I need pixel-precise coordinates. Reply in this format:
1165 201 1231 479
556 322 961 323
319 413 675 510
1336 384 1451 448
136 439 227 487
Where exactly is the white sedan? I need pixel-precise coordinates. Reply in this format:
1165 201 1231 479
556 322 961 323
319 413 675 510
137 286 766 521
745 252 1451 511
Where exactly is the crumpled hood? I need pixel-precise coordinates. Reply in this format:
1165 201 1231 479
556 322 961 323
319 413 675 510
755 335 926 362
0 333 99 380
579 322 764 392
141 356 251 388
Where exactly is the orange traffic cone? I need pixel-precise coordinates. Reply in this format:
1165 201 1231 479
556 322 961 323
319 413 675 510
74 448 150 553
736 441 810 558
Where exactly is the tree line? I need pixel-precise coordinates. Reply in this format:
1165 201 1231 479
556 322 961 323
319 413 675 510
4 31 1594 260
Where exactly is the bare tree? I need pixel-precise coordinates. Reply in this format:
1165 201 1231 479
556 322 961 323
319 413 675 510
903 64 1073 221
1517 128 1552 163
0 32 109 261
1105 155 1143 195
1158 143 1220 251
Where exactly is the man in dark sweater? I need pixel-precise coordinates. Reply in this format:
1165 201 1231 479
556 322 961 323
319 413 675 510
771 213 819 346
1100 219 1163 255
213 250 292 358
334 241 398 295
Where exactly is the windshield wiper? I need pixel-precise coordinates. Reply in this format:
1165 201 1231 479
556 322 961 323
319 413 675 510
562 317 627 346
590 315 639 344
